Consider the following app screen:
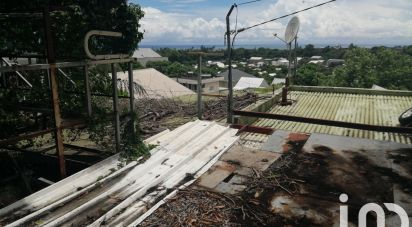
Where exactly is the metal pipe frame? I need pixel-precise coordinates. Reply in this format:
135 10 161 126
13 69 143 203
226 4 236 124
111 64 121 153
43 8 66 178
230 124 274 135
84 65 92 117
234 110 412 134
0 58 135 73
84 30 130 60
128 62 136 137
197 55 203 119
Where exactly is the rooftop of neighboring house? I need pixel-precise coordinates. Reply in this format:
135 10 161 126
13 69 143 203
175 76 224 85
132 48 163 59
217 69 257 82
116 68 195 99
234 77 269 90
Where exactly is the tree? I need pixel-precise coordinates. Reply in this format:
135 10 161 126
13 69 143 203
0 0 147 151
302 44 316 57
0 0 144 59
295 64 326 86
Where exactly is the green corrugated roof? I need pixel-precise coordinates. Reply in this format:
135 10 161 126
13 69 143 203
243 91 412 144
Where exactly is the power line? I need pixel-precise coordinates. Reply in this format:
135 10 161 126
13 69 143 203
237 0 264 6
236 0 336 33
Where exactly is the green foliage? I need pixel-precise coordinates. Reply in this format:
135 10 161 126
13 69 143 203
119 113 151 162
0 0 144 59
146 61 193 77
295 64 326 86
331 47 412 90
0 1 147 153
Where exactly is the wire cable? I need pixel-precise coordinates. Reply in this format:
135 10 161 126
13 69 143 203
237 0 336 33
237 0 264 6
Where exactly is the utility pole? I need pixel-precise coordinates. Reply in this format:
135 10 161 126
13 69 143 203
226 4 236 124
188 52 223 120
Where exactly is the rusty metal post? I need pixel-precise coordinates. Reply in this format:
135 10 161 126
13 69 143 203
84 65 92 117
226 4 235 124
111 63 121 153
43 8 66 178
197 55 202 120
128 62 135 137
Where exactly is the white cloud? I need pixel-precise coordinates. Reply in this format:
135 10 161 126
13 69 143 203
140 0 412 45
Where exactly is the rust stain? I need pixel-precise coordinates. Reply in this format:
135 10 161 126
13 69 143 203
287 133 310 142
216 161 236 172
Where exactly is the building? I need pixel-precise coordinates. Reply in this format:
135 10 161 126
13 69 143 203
207 61 226 69
308 60 325 65
176 74 224 93
326 59 345 67
249 56 263 62
132 48 168 66
271 78 286 85
234 77 269 90
311 55 323 60
272 58 289 66
217 69 258 88
116 68 194 99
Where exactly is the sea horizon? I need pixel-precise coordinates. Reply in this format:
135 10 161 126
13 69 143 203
139 43 409 50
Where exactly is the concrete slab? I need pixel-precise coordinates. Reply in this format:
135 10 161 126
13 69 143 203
196 161 236 189
261 130 290 153
214 182 247 195
262 130 310 153
220 145 281 171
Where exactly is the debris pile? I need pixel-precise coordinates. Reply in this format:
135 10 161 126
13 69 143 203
136 93 259 138
140 140 314 227
140 189 240 227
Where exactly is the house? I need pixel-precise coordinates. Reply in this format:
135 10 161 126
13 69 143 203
176 74 224 94
249 57 263 62
326 59 345 67
271 78 286 85
234 77 269 90
308 60 325 65
217 69 258 88
116 68 194 99
132 48 168 66
207 61 226 69
371 84 387 90
256 61 265 67
311 55 322 60
272 58 289 66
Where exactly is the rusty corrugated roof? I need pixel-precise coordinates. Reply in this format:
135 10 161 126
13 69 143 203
242 90 412 144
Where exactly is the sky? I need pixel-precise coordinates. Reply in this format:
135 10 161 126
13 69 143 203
131 0 412 46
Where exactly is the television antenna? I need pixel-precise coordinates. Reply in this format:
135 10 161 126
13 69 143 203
274 16 300 105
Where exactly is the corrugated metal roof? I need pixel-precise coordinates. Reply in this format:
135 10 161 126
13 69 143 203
132 48 162 59
242 91 412 144
116 68 195 99
0 120 239 227
234 77 268 90
217 69 257 83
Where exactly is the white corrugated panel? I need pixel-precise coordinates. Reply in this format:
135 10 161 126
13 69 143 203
234 77 265 90
0 120 238 227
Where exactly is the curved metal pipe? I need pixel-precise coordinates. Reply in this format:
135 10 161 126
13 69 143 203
83 30 130 60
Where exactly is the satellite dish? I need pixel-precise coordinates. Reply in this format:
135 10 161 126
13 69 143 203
285 16 300 43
